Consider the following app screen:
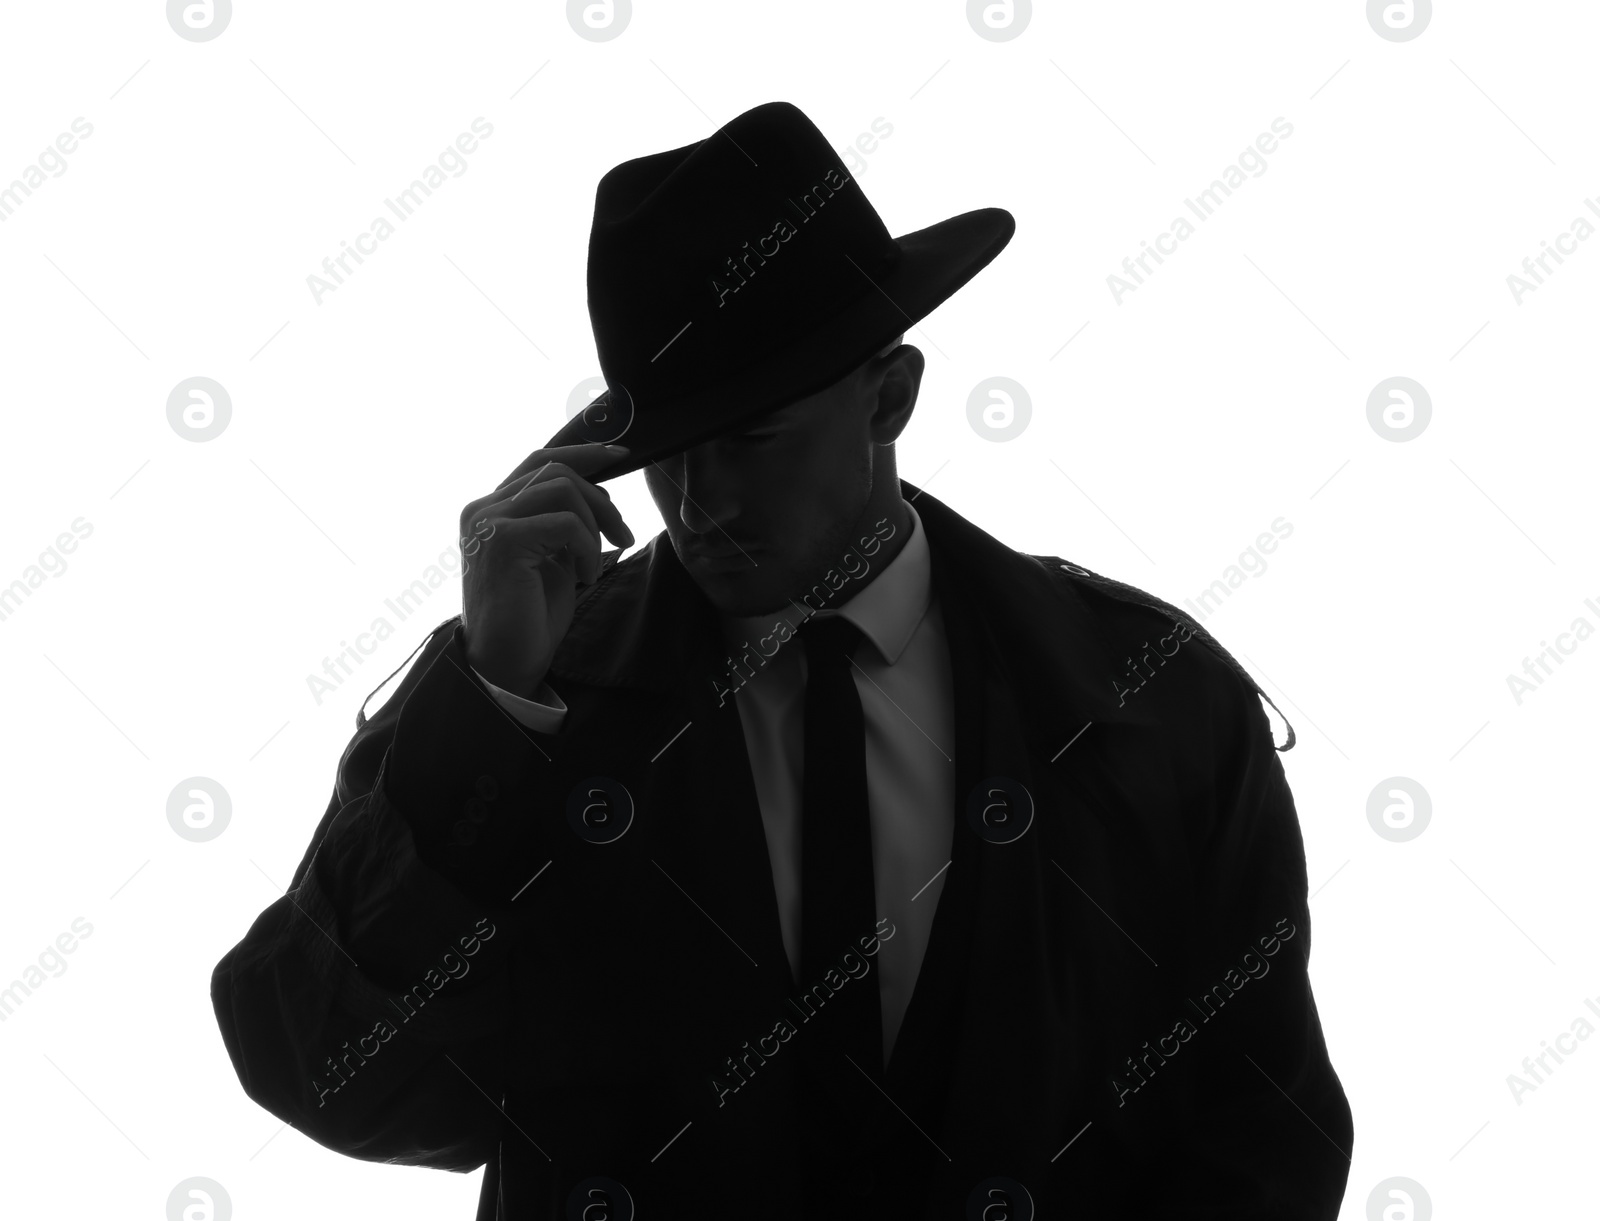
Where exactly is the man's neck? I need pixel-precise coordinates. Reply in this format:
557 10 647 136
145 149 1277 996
862 491 913 579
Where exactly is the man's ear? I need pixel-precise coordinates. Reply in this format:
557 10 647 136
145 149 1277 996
871 344 924 444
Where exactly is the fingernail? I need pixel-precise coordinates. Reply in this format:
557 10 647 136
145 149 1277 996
604 444 630 453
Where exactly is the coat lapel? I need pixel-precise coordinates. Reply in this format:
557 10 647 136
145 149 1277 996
539 482 1166 1188
868 524 988 1144
865 483 1167 1185
546 529 801 1012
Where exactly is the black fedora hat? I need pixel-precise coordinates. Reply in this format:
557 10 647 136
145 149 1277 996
545 100 1014 483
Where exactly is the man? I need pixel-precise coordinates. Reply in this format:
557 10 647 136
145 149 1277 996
211 101 1352 1218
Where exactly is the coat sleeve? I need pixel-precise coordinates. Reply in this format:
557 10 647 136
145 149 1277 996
209 614 572 1172
1171 665 1355 1218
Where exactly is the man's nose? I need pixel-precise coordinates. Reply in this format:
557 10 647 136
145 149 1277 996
677 444 736 535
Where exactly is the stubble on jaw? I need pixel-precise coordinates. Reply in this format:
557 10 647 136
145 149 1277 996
738 448 877 620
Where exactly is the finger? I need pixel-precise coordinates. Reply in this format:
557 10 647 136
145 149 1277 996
488 474 604 556
462 466 623 556
494 461 634 549
501 511 606 586
496 442 629 495
471 451 634 548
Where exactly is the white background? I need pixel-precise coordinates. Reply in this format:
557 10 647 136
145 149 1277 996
1 1 1595 1217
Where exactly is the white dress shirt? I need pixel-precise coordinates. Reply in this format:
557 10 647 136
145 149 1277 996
470 500 956 1067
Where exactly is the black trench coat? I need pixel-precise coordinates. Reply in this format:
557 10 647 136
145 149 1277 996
211 480 1352 1219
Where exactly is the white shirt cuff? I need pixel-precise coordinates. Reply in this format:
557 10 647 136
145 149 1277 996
468 665 568 734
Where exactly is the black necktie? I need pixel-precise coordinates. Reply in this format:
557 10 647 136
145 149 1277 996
796 613 885 1161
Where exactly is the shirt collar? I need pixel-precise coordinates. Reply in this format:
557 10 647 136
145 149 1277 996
719 498 932 666
548 481 1164 743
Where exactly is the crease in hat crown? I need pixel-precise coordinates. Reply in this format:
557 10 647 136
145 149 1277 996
555 100 1016 481
586 102 897 390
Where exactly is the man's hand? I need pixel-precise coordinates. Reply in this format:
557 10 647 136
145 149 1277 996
459 442 634 699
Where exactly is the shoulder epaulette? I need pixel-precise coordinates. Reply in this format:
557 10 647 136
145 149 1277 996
1043 556 1296 752
355 614 460 729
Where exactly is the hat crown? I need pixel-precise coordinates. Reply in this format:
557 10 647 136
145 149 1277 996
586 102 897 400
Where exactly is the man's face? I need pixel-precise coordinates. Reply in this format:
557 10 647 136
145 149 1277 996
643 345 919 617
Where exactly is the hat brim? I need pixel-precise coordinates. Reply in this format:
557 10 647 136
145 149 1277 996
544 206 1015 484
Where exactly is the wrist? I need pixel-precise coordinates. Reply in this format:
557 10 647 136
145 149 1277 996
465 653 547 702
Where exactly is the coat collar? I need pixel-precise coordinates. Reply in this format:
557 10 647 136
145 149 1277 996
548 480 1161 743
